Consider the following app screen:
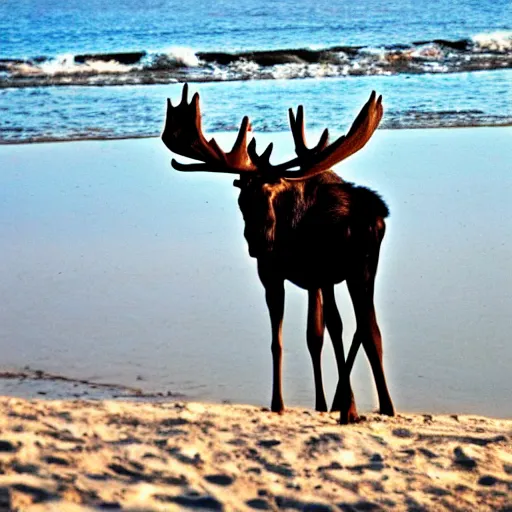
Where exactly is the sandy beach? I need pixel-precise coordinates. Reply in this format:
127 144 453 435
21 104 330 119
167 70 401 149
0 397 511 511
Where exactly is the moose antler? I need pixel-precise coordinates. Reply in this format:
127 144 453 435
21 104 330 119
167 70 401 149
162 85 383 179
289 105 330 159
279 91 383 180
162 84 256 174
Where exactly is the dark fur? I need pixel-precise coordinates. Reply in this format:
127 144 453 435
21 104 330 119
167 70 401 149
236 170 395 423
237 171 389 288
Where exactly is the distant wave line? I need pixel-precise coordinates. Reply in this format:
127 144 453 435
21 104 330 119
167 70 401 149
1 31 511 89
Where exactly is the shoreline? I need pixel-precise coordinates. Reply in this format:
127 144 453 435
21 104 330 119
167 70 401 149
1 368 512 422
0 397 510 511
2 122 512 146
0 369 185 402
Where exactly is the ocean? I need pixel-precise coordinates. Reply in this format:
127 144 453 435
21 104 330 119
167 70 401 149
0 0 511 143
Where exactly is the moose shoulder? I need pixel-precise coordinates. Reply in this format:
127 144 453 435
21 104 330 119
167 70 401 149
162 84 394 424
236 173 389 287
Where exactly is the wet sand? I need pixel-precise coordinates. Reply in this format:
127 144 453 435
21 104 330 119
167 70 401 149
0 127 511 417
0 397 511 511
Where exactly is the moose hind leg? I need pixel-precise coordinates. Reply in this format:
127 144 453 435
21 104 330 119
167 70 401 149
347 277 395 416
307 289 328 412
322 286 358 423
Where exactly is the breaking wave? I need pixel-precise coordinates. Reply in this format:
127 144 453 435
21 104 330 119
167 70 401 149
1 31 510 88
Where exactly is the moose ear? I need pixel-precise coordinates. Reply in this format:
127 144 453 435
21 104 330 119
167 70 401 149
233 179 242 188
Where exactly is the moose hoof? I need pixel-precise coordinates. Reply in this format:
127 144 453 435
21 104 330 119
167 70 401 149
316 400 328 413
271 401 285 414
339 408 359 425
331 396 355 414
380 404 395 417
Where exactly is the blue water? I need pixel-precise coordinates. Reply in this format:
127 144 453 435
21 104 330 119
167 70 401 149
0 0 511 142
2 0 510 55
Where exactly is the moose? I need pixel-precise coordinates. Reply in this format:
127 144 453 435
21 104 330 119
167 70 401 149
162 84 395 424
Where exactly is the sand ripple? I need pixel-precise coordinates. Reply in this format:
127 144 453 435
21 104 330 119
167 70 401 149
0 398 510 511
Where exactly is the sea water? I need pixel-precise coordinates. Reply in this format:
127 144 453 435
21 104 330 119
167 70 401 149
0 0 511 142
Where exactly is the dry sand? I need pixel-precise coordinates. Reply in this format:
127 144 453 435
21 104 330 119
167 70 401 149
0 397 510 511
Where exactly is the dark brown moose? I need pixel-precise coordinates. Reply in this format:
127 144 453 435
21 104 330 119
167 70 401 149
162 84 394 424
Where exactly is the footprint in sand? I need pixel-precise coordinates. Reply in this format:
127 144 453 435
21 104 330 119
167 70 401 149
204 474 235 486
478 475 499 486
392 427 413 438
246 497 271 510
257 439 281 448
43 455 70 466
0 440 18 453
453 446 477 470
154 493 223 510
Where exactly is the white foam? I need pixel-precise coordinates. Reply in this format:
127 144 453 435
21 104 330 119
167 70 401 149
8 62 45 76
472 31 512 52
39 54 132 75
162 47 200 67
229 58 260 76
269 63 306 79
410 44 445 60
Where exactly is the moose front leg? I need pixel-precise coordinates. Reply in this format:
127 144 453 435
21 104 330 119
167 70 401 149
322 286 358 423
307 289 328 412
261 273 286 414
